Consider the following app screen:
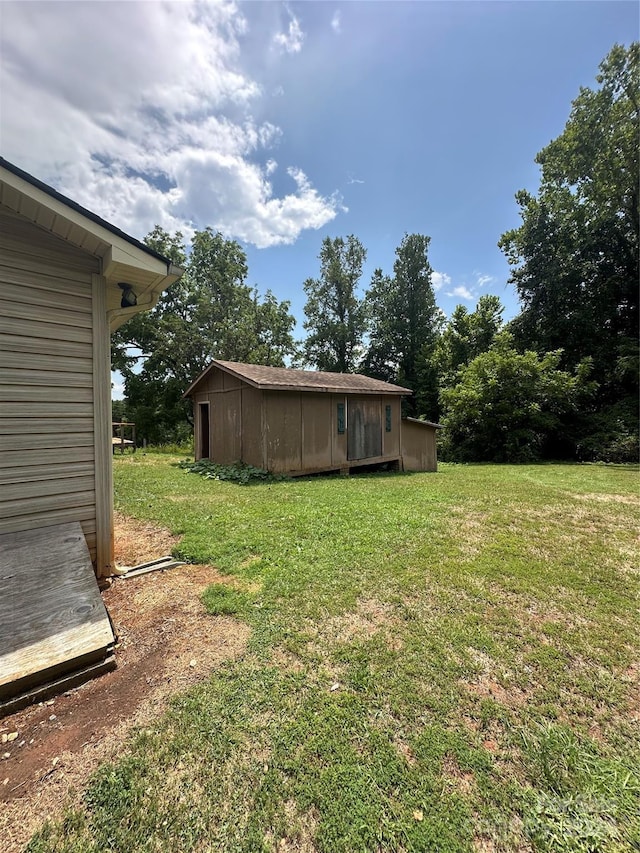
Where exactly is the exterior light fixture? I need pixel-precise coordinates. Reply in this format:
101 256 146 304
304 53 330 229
118 282 137 308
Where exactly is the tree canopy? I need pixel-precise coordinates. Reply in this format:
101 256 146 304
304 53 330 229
433 295 504 391
440 333 595 462
302 235 368 373
364 233 443 416
498 42 639 458
112 227 296 444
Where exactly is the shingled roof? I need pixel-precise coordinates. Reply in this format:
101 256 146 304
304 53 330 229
184 360 412 397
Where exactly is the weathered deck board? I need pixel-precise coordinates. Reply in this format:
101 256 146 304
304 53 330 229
0 522 115 704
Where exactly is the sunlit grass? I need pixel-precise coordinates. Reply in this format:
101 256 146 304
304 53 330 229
28 458 640 852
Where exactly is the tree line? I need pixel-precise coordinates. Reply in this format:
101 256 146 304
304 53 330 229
113 43 638 463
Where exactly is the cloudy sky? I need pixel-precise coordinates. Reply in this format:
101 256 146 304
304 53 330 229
1 1 637 337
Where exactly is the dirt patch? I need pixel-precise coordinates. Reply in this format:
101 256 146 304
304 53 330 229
0 516 250 852
463 677 529 710
113 509 182 568
461 647 531 711
393 737 417 766
442 754 475 795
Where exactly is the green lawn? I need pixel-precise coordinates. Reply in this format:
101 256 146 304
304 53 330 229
29 458 639 852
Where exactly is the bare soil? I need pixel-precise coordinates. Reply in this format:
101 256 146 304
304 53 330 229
0 513 249 852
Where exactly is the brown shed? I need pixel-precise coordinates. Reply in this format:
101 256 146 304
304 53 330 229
400 417 443 473
184 360 441 475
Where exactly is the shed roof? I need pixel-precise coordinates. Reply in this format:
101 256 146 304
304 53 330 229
185 359 413 397
403 417 444 429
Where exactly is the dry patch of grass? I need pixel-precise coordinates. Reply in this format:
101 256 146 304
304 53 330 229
113 509 181 567
449 509 490 559
305 597 395 652
442 755 476 796
573 492 640 506
265 800 320 853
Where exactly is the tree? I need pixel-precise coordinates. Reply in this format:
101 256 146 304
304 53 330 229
302 235 368 373
434 295 504 390
112 227 297 444
440 333 596 462
364 233 443 416
499 43 639 456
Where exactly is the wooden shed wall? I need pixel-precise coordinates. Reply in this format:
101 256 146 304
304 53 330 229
0 207 102 562
401 421 438 472
240 386 264 468
301 394 333 470
192 367 405 475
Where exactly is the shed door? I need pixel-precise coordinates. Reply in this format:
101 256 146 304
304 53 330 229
199 403 210 459
347 399 382 460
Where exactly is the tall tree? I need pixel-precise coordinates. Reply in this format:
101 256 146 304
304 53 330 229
364 233 443 416
499 43 639 451
434 295 504 390
302 235 368 372
112 227 297 443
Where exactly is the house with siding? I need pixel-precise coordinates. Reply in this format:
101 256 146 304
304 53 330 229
0 158 181 709
0 157 181 576
184 359 441 475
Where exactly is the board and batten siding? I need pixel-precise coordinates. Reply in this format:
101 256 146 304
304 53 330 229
0 207 108 568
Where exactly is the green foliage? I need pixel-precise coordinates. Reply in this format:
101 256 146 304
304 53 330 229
434 295 504 396
302 235 368 373
112 226 297 444
574 400 639 463
179 458 287 484
364 233 444 416
500 42 639 452
440 332 596 461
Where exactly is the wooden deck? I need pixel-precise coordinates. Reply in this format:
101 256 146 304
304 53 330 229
0 522 115 713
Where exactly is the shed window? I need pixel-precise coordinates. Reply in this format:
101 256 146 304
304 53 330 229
337 402 345 434
385 404 392 432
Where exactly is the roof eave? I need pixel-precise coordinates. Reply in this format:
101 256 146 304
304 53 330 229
0 157 174 265
0 158 184 332
403 417 444 429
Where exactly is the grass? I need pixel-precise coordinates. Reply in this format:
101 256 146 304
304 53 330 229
28 459 639 852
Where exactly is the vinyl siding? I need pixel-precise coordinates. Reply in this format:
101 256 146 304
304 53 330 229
0 207 101 561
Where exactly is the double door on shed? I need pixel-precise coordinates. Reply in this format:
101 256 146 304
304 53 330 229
347 398 382 460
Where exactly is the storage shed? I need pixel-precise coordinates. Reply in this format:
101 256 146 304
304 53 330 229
184 360 441 475
0 158 181 710
400 417 442 473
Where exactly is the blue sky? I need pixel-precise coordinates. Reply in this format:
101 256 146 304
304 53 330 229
1 1 637 396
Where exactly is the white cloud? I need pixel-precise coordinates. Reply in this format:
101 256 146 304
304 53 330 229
331 11 342 34
111 373 125 401
273 9 305 54
431 271 452 292
447 285 475 301
0 1 337 248
476 274 495 288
